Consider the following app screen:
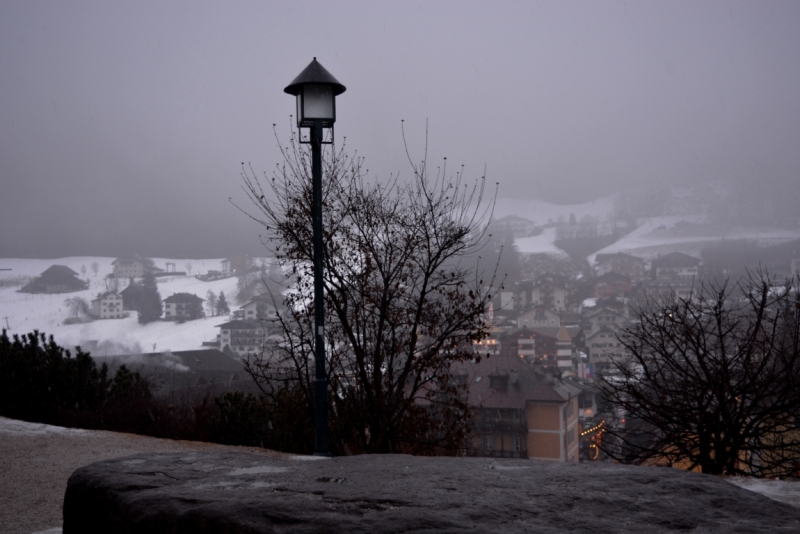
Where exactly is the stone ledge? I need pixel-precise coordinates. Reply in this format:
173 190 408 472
64 452 800 533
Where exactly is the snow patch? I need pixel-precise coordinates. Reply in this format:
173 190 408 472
0 416 88 437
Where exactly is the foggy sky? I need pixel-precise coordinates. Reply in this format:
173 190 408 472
1 1 799 258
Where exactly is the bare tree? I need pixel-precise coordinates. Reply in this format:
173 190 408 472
64 297 91 318
600 271 800 476
239 124 497 454
185 262 192 275
91 262 99 277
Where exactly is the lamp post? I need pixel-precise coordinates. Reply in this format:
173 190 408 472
284 58 345 456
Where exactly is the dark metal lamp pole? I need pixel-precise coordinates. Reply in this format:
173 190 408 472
284 58 346 456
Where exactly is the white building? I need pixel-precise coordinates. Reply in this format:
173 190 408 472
91 292 123 319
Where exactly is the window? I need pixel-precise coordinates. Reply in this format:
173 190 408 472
483 434 494 450
513 437 522 452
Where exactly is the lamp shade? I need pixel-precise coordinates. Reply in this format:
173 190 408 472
284 58 346 128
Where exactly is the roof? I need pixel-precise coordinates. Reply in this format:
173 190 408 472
112 257 145 265
20 265 88 291
556 325 572 342
284 57 346 96
456 354 573 409
534 273 570 287
92 291 120 302
585 325 620 340
529 325 580 340
216 320 262 330
244 294 278 306
120 284 143 295
40 265 79 277
595 272 631 283
163 292 204 303
595 252 643 263
584 306 627 320
652 252 701 268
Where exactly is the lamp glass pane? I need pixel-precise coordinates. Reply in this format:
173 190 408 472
303 85 334 120
296 94 302 126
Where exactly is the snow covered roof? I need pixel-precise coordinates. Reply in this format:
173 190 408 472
651 251 701 268
163 292 204 303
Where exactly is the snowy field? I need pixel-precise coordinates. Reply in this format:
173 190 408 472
0 257 243 355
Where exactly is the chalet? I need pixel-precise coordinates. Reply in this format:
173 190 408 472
500 326 580 369
240 294 278 321
651 252 701 283
91 292 123 319
585 326 628 372
595 252 645 281
473 324 505 357
217 320 266 354
529 274 570 312
582 306 630 337
498 328 536 361
638 278 697 304
555 325 575 372
163 293 204 321
461 354 581 462
220 255 255 275
19 265 88 294
120 283 144 311
593 272 632 299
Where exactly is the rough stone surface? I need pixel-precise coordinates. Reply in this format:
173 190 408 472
65 452 800 533
0 416 288 534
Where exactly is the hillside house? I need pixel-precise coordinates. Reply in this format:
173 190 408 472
529 274 570 312
593 272 632 299
491 215 538 238
498 328 536 361
512 326 581 368
217 320 266 354
240 294 278 321
595 252 645 281
91 292 123 319
638 279 698 304
651 252 701 283
461 354 581 462
163 293 204 321
585 326 628 373
19 265 88 294
221 255 255 275
112 257 148 279
582 306 630 337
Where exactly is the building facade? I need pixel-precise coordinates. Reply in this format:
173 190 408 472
91 292 123 319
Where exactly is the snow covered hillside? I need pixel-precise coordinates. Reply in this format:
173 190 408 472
494 192 800 265
0 257 243 355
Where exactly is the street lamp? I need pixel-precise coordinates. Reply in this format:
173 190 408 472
284 58 345 456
